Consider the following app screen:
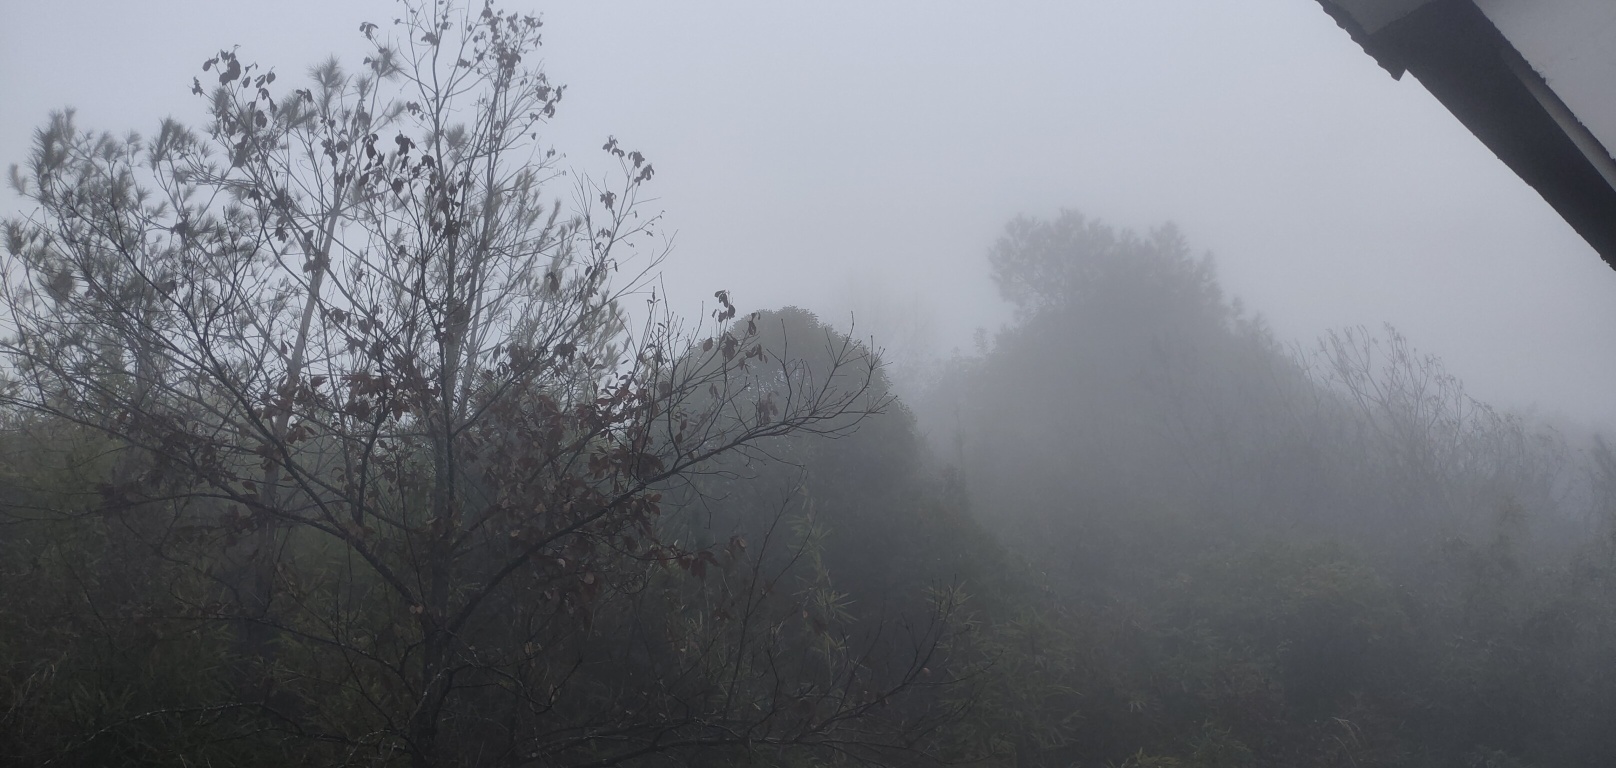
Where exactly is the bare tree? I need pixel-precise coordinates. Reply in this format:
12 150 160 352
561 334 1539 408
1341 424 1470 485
1 2 964 764
1310 324 1564 533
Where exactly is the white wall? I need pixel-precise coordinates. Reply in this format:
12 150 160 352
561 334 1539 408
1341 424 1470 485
1478 0 1616 156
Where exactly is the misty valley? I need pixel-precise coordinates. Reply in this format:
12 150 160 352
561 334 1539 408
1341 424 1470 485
5 2 1616 768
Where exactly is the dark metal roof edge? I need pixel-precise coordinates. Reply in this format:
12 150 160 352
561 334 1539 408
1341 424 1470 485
1318 0 1616 268
1314 0 1407 79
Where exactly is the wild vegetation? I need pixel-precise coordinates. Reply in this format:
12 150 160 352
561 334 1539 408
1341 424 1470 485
5 3 1616 767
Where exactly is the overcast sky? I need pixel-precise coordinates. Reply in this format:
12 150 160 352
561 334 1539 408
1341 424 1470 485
4 1 1615 428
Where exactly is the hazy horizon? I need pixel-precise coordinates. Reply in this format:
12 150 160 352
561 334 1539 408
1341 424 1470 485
5 0 1614 430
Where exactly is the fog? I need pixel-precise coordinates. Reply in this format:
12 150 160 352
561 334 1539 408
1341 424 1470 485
6 0 1616 426
7 2 1616 766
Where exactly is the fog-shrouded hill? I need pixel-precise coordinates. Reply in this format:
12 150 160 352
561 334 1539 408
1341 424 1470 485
923 212 1553 553
10 1 1616 765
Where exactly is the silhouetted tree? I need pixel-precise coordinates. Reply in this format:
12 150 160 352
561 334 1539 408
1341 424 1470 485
0 3 962 765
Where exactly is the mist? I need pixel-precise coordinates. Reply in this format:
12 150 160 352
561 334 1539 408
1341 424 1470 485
6 1 1616 425
5 1 1616 766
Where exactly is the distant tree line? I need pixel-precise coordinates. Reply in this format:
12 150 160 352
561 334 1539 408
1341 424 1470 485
909 209 1612 768
7 3 1616 767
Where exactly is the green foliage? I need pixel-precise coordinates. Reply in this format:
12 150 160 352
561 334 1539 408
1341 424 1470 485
6 10 1616 764
905 210 1608 768
0 3 965 766
0 420 269 765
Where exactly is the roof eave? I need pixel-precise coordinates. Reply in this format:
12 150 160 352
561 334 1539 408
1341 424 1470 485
1318 0 1616 269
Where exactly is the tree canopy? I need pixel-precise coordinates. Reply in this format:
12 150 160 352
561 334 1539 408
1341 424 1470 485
6 6 1616 768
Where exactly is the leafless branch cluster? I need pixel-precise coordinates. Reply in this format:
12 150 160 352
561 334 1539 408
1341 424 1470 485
0 2 962 765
